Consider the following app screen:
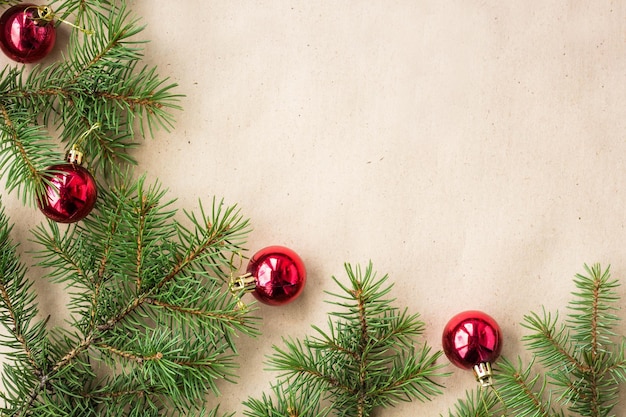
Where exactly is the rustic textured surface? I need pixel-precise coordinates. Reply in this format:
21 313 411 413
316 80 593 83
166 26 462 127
15 1 626 415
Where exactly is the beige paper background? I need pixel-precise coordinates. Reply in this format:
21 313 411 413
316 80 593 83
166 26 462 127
3 1 626 415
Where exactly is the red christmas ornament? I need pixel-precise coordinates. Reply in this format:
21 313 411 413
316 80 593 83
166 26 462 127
0 4 56 63
442 310 502 387
37 148 97 223
242 246 306 306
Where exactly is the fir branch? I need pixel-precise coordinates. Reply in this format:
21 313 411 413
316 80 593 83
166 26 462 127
14 174 256 415
0 203 49 408
0 1 245 415
51 0 115 24
567 264 620 358
96 343 165 363
442 388 501 417
560 264 621 416
272 337 353 391
606 340 626 382
95 194 250 334
254 262 447 417
495 358 554 417
144 297 259 338
0 103 61 204
364 346 446 406
243 382 329 417
522 309 587 373
0 1 182 199
446 264 626 417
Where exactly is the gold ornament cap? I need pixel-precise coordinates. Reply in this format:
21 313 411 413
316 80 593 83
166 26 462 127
473 361 494 387
229 273 256 294
35 6 54 22
228 273 256 310
66 145 84 165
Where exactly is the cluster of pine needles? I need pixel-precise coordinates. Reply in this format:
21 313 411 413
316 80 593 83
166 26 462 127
445 264 626 417
243 263 447 417
0 1 625 416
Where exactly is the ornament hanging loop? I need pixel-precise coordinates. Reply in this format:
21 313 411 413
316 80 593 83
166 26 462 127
227 251 255 310
67 123 101 165
76 122 101 146
229 273 255 310
227 251 254 291
479 377 507 417
24 5 94 35
25 5 53 23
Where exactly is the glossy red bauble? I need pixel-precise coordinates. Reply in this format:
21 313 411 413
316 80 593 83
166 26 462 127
442 310 502 385
37 163 97 223
0 4 56 63
246 246 306 306
442 310 502 369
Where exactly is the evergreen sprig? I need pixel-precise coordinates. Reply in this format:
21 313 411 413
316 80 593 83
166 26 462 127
446 264 626 417
0 201 50 415
244 262 447 417
0 0 181 204
443 388 500 417
0 173 257 416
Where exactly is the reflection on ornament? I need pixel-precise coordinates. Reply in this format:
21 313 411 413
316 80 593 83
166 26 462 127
0 4 56 63
37 148 97 223
247 245 306 305
442 310 502 387
231 246 306 306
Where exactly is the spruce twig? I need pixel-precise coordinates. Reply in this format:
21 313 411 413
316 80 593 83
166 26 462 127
0 173 259 416
0 0 181 204
445 264 625 417
244 262 447 417
0 202 49 413
0 0 256 415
